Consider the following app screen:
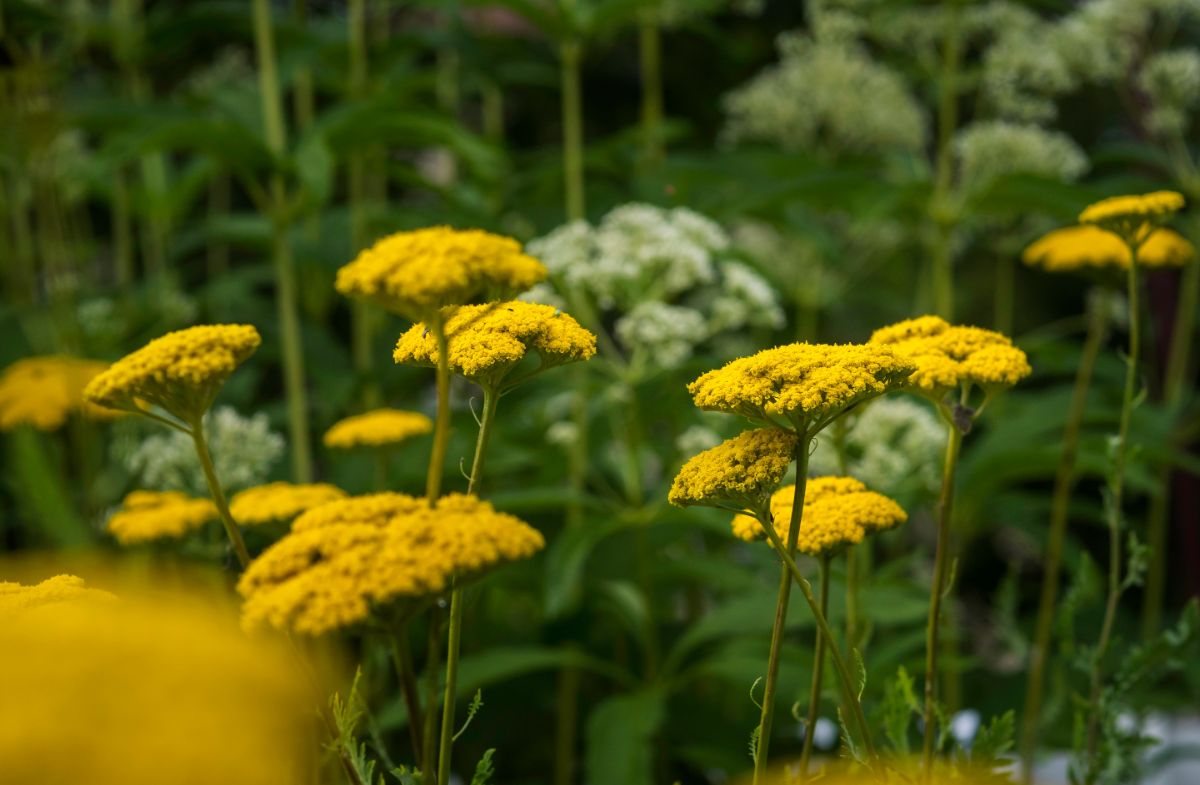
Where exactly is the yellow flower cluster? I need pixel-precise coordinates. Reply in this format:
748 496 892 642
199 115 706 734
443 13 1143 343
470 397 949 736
1023 225 1194 272
0 590 313 785
335 227 547 321
228 482 348 526
83 324 261 423
1078 190 1186 245
106 490 219 545
239 493 545 634
731 477 907 557
394 301 597 389
323 408 434 449
668 428 799 512
686 343 914 426
870 316 1031 395
0 574 115 616
0 356 117 431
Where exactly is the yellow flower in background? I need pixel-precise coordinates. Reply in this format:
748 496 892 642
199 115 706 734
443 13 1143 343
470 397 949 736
1078 190 1185 246
0 574 115 615
335 227 547 321
239 493 544 634
870 316 1031 396
394 301 597 390
83 324 261 424
686 343 914 429
228 482 348 526
1023 225 1194 272
0 356 117 431
106 490 219 545
323 408 434 449
731 477 907 556
0 587 313 785
668 428 799 513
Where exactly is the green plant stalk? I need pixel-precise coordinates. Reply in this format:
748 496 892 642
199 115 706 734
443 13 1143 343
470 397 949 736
560 40 585 221
437 388 499 785
190 416 251 569
1084 243 1141 774
638 13 664 170
206 173 230 278
994 254 1015 335
390 628 425 767
426 317 452 501
112 171 135 286
253 0 314 482
554 656 582 785
799 555 831 779
929 1 962 320
1019 296 1107 782
347 0 378 410
753 446 810 785
921 418 964 776
8 426 90 546
831 418 863 650
422 610 442 784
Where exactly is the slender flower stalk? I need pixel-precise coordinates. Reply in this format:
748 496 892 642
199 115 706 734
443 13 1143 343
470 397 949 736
799 555 831 779
560 37 585 221
929 1 962 319
389 629 425 768
190 415 251 569
638 12 664 170
425 317 452 502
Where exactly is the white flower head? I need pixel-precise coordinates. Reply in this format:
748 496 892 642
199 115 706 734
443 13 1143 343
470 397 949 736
615 302 707 370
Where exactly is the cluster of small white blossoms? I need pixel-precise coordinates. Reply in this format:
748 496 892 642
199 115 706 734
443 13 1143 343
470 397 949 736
954 121 1088 194
1138 50 1200 136
118 407 284 494
526 204 783 371
810 398 944 500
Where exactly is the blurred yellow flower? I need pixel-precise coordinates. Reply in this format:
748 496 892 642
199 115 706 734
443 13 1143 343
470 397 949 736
229 482 348 526
870 316 1031 396
0 574 115 615
394 301 597 390
1078 190 1185 246
0 356 117 431
686 343 914 429
323 408 433 449
106 490 219 545
731 477 907 556
83 324 261 424
335 227 547 321
668 428 799 513
1023 225 1194 272
239 492 545 634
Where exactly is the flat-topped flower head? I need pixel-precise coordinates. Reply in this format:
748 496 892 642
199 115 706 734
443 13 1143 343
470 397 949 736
238 493 544 634
335 227 547 322
669 428 799 513
870 316 1031 397
394 301 597 391
323 409 433 449
229 482 348 527
84 324 261 424
106 490 219 545
731 477 907 557
1078 190 1186 247
686 343 915 431
1023 225 1194 273
0 574 116 615
0 356 117 431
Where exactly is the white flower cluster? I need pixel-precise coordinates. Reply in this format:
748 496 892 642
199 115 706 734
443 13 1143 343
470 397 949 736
954 121 1088 192
1139 50 1200 136
121 407 284 495
527 204 783 371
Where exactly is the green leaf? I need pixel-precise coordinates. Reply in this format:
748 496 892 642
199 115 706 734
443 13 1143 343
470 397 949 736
971 710 1015 766
6 426 90 547
584 687 665 785
881 666 918 755
544 518 626 617
469 749 496 785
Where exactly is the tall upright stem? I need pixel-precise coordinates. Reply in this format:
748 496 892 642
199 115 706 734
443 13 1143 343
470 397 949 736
425 318 452 501
929 1 961 320
638 14 664 170
253 0 313 481
1020 296 1107 782
799 556 831 779
560 39 585 221
390 628 425 766
191 417 251 569
753 444 810 785
994 254 1015 335
422 610 442 784
922 419 964 777
348 0 377 410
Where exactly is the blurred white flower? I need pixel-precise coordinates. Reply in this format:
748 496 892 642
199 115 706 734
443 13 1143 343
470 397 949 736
707 262 786 332
1139 49 1200 136
615 302 707 370
954 121 1088 192
675 425 723 457
546 421 579 449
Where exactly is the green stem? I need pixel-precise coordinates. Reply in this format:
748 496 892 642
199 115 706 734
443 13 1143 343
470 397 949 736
799 555 831 779
753 445 810 785
206 173 230 278
347 0 377 410
922 419 964 777
1020 296 1107 782
554 656 582 785
995 253 1014 335
190 417 251 569
638 13 664 170
426 317 451 501
929 1 962 320
422 611 442 784
560 39 585 221
113 170 134 286
390 628 425 767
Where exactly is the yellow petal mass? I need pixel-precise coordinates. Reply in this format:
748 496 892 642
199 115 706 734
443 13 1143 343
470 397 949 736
870 316 1031 395
323 408 433 449
106 490 219 545
1023 225 1193 272
668 428 799 512
228 482 349 526
0 356 117 431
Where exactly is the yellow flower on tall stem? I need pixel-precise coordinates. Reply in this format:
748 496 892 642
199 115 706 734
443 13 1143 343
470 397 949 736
324 408 433 489
106 490 219 545
870 315 1030 778
83 324 262 567
228 482 348 527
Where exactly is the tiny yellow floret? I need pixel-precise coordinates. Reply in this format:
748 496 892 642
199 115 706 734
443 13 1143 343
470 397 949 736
323 408 433 449
0 356 117 431
870 316 1031 395
229 482 348 526
335 227 547 321
669 428 799 512
106 490 219 545
1023 225 1193 272
1078 190 1185 246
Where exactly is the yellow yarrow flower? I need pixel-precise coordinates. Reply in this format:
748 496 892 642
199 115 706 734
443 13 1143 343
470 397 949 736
686 343 915 430
1023 225 1194 273
83 324 261 424
335 227 547 322
106 490 219 545
228 482 348 526
0 356 118 431
394 301 597 390
323 408 433 449
870 316 1031 396
1078 190 1185 247
0 574 115 615
668 428 799 513
238 493 545 635
731 477 907 557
